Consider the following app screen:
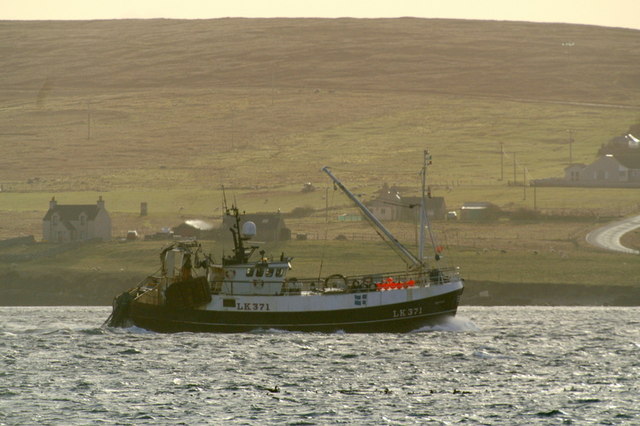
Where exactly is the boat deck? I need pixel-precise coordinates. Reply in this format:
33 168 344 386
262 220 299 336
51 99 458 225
208 267 460 296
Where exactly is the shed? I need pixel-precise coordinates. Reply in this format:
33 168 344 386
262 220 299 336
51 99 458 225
173 219 216 239
367 196 446 221
221 212 291 241
401 196 447 221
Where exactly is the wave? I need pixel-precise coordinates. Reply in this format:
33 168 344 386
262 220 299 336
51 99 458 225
411 315 479 333
102 325 156 334
249 327 296 334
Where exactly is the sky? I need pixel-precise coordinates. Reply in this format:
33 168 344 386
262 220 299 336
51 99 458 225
3 0 639 31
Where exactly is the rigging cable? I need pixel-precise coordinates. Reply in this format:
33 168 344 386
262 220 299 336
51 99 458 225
316 186 336 281
418 156 453 270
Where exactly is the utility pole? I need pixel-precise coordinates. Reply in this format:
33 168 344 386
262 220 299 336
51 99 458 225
325 187 329 223
568 129 574 164
87 100 91 140
271 63 276 107
231 107 235 150
513 152 517 185
500 142 504 181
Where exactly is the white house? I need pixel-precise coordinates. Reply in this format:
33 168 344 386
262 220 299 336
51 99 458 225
42 196 112 242
563 155 640 185
534 152 640 188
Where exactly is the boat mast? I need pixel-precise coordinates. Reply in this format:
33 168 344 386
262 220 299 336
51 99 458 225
224 205 256 265
419 149 441 263
321 166 422 268
419 151 427 263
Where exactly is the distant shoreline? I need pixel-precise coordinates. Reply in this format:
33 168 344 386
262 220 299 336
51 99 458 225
462 281 640 307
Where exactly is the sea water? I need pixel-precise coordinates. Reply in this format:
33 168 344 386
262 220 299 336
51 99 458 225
0 306 638 424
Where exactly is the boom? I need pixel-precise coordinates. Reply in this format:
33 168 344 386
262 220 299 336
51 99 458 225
321 166 422 267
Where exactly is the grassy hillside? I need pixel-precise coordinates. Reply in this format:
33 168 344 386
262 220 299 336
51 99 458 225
1 18 640 298
2 18 640 188
1 19 640 228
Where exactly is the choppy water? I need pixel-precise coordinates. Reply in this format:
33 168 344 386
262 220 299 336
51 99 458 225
1 306 638 425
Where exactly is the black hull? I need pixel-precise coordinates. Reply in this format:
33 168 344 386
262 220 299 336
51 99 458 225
128 288 463 333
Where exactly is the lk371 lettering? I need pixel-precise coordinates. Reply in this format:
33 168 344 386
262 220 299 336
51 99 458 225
393 306 422 318
236 302 271 311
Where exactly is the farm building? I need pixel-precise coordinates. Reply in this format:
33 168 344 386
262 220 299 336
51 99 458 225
221 212 291 241
367 195 447 221
173 219 216 239
562 155 640 186
534 135 640 187
401 196 447 221
42 196 111 242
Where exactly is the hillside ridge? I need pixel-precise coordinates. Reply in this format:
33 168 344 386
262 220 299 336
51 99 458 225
2 18 640 101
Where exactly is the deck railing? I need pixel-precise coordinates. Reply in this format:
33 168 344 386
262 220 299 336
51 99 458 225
208 266 460 295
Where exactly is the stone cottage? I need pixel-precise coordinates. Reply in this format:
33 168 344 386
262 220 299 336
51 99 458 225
42 196 112 242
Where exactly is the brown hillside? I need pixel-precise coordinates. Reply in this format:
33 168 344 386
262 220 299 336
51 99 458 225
3 19 640 100
2 19 640 296
1 18 640 190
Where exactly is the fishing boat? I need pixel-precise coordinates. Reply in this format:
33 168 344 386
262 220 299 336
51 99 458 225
106 151 464 332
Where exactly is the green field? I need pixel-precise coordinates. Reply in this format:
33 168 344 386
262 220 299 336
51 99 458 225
2 235 638 290
1 18 640 293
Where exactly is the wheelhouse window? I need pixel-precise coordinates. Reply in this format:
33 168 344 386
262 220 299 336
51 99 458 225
256 267 264 277
275 268 285 277
246 267 254 277
265 268 274 277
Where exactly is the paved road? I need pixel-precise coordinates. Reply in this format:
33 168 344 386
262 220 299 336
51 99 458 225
585 214 640 254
